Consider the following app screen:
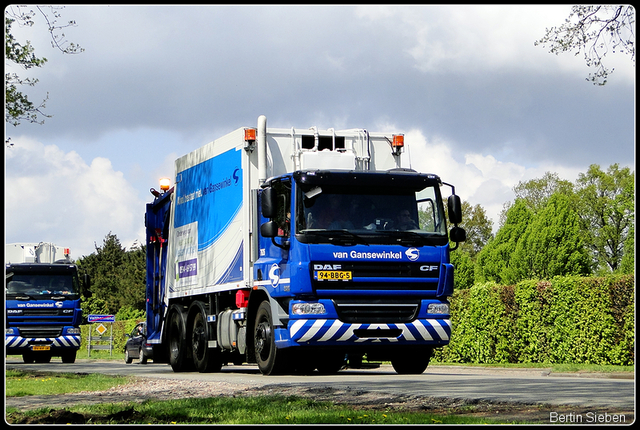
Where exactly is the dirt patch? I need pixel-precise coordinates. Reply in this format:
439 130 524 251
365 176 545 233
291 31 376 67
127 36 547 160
252 385 634 424
5 378 635 424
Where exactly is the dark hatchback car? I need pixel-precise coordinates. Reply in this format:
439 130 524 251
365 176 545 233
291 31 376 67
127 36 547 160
124 322 153 364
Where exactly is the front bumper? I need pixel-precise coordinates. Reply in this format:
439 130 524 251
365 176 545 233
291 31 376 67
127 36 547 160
6 334 81 353
277 318 451 348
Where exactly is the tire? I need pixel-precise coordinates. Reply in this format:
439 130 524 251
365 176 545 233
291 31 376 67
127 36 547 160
22 353 35 364
254 301 290 375
191 310 221 373
168 306 192 372
138 347 148 364
61 350 77 363
125 348 133 364
391 348 433 375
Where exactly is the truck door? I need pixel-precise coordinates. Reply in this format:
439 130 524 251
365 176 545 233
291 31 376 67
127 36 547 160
257 179 291 294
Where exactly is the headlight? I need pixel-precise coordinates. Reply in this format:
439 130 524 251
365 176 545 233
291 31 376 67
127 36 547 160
6 328 17 335
292 302 326 315
427 303 449 314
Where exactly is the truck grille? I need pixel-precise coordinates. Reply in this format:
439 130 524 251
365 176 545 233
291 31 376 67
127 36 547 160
7 309 75 325
19 327 63 338
21 309 64 316
333 299 419 323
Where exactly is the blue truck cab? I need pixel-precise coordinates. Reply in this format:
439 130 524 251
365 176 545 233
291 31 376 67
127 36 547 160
254 169 464 374
6 262 85 363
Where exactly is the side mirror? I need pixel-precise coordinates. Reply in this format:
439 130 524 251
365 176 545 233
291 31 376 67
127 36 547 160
449 226 466 243
83 273 92 297
448 195 463 225
261 187 277 219
260 220 278 238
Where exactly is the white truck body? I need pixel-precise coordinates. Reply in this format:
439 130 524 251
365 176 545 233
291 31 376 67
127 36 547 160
164 120 407 300
5 243 71 264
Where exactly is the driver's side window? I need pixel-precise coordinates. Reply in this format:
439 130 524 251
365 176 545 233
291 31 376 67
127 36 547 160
272 180 291 237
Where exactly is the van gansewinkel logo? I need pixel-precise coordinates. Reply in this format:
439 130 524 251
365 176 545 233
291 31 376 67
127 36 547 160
268 264 281 288
405 247 420 261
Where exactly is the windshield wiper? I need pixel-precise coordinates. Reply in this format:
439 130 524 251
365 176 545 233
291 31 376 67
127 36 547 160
8 294 34 300
381 230 427 245
302 229 370 246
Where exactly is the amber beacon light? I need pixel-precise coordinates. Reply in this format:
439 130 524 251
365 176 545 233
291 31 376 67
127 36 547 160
159 178 171 192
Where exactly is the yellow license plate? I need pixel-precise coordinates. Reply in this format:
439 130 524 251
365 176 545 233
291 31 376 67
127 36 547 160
31 345 50 351
316 270 352 281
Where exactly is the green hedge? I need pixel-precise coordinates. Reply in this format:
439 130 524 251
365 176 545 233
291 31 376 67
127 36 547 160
433 274 634 366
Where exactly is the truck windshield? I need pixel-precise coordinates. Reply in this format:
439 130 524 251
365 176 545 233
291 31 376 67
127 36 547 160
6 273 80 297
295 184 448 246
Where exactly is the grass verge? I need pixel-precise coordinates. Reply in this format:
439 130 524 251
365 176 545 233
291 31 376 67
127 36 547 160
6 395 519 425
5 369 524 424
5 369 136 397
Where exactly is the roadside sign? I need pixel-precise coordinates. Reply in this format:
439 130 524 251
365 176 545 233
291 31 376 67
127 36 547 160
87 314 116 323
87 317 114 357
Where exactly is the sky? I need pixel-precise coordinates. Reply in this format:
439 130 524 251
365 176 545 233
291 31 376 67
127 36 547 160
5 5 635 260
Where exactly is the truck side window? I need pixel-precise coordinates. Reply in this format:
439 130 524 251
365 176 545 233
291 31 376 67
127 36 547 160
272 180 291 237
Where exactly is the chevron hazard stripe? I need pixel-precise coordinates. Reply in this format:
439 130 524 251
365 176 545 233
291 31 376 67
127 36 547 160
289 319 451 344
6 335 81 349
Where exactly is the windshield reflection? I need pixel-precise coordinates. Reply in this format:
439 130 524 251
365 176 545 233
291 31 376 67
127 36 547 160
296 185 447 245
6 274 79 296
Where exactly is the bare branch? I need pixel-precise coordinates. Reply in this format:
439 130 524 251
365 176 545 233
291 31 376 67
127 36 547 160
535 5 635 85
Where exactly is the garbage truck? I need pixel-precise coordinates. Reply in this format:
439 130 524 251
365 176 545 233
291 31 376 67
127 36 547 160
5 242 88 363
145 115 466 375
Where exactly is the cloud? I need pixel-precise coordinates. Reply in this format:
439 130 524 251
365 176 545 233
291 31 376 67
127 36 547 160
5 137 145 259
401 129 581 231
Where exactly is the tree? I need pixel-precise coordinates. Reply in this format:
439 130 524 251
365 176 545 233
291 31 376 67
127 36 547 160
512 172 574 213
456 201 494 259
499 172 573 228
508 193 591 282
475 199 533 285
574 164 634 274
450 249 475 290
119 242 147 311
535 5 635 85
5 5 83 130
77 233 147 315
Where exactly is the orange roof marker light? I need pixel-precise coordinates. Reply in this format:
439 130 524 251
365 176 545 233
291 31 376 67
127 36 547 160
392 134 404 155
159 178 171 192
244 128 257 152
245 128 257 142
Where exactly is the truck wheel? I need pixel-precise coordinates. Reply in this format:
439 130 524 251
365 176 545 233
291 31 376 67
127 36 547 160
391 348 433 374
254 301 289 375
192 311 221 372
22 353 35 364
168 306 191 372
61 351 77 363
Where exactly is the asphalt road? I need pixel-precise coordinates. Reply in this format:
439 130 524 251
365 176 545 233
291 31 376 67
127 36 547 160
6 358 635 411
